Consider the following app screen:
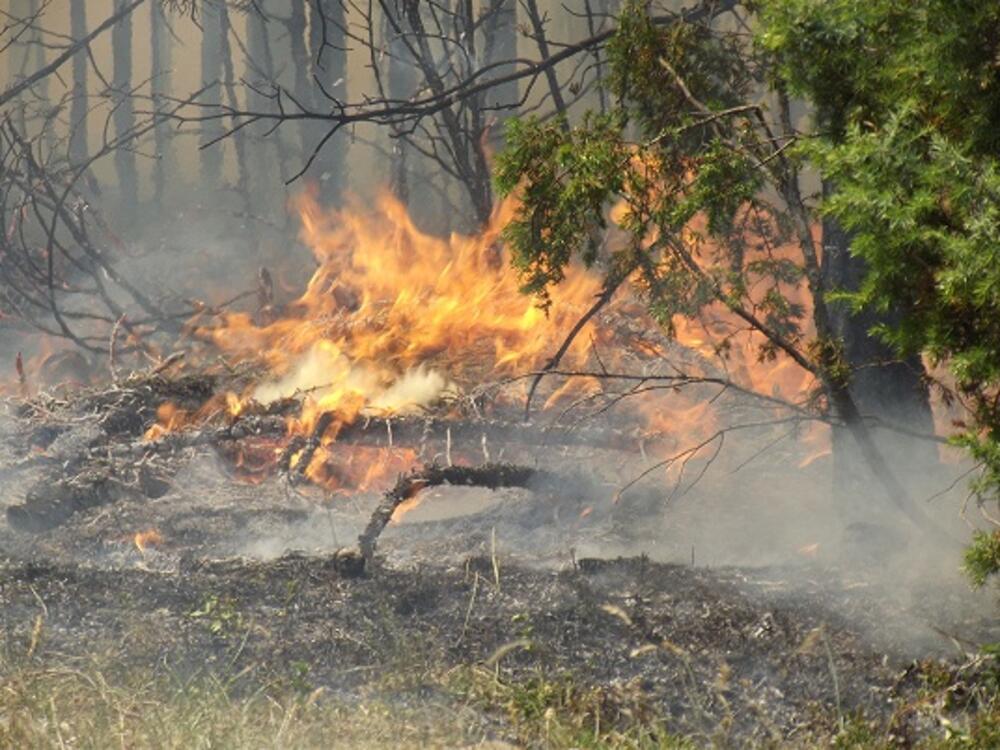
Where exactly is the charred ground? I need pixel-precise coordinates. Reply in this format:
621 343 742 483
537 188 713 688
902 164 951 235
0 373 997 748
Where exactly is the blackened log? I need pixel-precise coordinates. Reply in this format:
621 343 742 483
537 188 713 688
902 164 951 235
288 411 336 484
121 412 657 461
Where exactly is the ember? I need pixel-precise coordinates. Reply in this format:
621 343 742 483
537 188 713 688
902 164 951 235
133 529 164 554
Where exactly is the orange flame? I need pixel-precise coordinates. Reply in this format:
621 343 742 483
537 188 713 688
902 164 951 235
165 189 837 492
191 189 607 489
133 529 163 554
144 402 191 441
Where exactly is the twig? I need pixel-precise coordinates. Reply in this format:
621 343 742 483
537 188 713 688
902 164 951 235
109 314 126 384
524 271 630 420
289 411 336 485
150 351 185 375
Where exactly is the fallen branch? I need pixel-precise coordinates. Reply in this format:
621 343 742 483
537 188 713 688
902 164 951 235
124 411 660 461
358 463 551 563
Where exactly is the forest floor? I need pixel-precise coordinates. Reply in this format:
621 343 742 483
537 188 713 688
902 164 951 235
0 376 998 748
2 495 999 748
0 549 998 748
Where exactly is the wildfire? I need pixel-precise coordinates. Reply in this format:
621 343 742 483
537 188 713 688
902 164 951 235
193 188 607 489
154 188 830 494
205 189 602 400
144 402 193 441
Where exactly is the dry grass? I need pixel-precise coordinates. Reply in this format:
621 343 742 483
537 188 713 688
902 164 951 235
2 654 999 749
0 662 486 749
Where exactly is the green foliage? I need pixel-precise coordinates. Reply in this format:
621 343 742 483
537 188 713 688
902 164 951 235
495 114 629 305
831 714 891 749
497 0 807 346
762 0 1000 148
498 0 1000 586
451 666 691 748
764 0 1000 581
187 593 244 637
964 531 1000 588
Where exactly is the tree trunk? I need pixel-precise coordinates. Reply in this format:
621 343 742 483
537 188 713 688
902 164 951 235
382 1 415 203
522 0 567 121
822 189 938 525
584 0 617 115
27 0 54 148
246 2 291 218
218 1 250 208
481 0 518 144
200 0 224 186
8 0 34 135
112 0 138 217
150 0 173 203
308 0 349 202
69 0 89 166
287 1 314 163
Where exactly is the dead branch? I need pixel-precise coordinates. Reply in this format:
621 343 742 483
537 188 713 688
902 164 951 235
288 410 336 485
524 269 632 420
357 461 550 563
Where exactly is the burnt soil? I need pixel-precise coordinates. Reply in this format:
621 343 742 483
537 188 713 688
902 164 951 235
0 553 913 743
1 377 999 747
2 534 998 746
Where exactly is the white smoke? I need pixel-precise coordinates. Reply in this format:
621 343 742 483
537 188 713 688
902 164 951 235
252 341 455 415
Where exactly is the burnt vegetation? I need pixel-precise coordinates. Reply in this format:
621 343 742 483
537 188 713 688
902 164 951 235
0 1 999 747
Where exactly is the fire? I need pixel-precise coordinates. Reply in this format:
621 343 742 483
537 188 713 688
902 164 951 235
144 402 192 441
192 188 607 490
155 188 828 494
204 189 602 395
133 529 164 554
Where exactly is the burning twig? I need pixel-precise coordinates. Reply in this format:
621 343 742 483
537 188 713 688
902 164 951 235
289 411 337 485
524 270 631 420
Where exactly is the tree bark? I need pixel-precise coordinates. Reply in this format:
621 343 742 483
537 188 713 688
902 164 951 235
287 1 314 163
246 2 292 212
522 0 568 121
308 0 349 202
27 0 54 148
481 0 519 142
69 0 89 166
150 0 173 203
822 186 938 524
8 0 34 134
112 0 138 217
200 0 224 186
381 1 416 203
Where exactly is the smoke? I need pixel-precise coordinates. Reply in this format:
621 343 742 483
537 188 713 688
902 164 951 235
253 341 456 415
